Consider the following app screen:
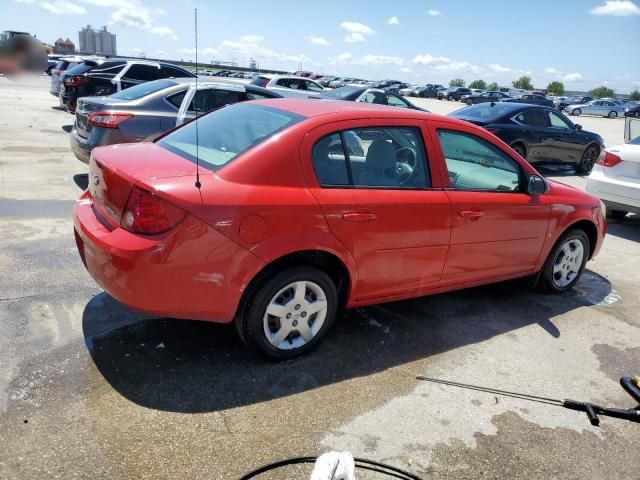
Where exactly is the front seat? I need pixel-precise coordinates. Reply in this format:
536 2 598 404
358 138 397 186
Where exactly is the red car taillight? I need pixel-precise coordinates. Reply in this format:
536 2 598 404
64 75 89 87
596 151 622 168
88 112 133 129
120 186 186 235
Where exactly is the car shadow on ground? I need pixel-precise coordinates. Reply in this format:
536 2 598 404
606 214 640 242
73 174 88 190
62 124 72 133
82 270 613 414
537 165 583 178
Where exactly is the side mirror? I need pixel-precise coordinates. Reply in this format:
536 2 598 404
527 174 547 195
575 124 583 131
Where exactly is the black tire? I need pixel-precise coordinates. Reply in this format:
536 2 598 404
510 142 527 159
607 111 617 119
576 144 599 174
466 99 473 106
447 95 453 101
635 111 640 118
536 229 589 293
607 209 628 220
572 108 581 116
235 266 338 360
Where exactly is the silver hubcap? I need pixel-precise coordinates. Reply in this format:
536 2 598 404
552 239 584 288
263 280 328 350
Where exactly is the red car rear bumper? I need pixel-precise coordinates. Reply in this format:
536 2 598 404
73 191 264 323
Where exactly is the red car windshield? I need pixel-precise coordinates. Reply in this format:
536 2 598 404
157 103 304 171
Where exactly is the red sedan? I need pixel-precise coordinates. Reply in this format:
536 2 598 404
73 99 606 359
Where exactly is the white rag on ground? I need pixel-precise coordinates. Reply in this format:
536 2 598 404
310 451 356 480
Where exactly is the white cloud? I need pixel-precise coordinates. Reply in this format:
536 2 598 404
218 35 310 65
155 49 166 55
178 46 219 57
434 61 482 74
16 0 86 14
400 67 412 73
345 33 366 43
545 67 561 74
563 72 583 82
328 52 353 65
489 63 511 72
355 54 404 66
428 9 442 16
590 0 640 16
412 53 451 65
386 16 399 25
308 36 330 46
340 21 374 34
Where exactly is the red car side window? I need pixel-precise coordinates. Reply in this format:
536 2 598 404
311 127 431 190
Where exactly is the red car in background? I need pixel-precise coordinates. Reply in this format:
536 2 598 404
73 99 606 359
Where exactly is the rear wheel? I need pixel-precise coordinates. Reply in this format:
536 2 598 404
572 108 581 116
576 144 599 174
607 210 628 220
608 111 618 119
447 95 453 101
235 266 338 360
536 229 589 293
466 99 473 105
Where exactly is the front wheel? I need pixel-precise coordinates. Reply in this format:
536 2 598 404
235 267 338 360
447 95 453 101
510 142 526 159
576 144 599 174
607 111 618 119
466 99 473 106
536 229 589 293
572 108 581 116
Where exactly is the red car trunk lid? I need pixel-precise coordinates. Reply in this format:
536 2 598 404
88 142 200 226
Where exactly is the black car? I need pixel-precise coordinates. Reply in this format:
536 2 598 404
558 95 593 111
462 91 511 105
60 58 195 113
315 86 427 111
624 102 640 117
502 93 555 107
437 87 472 101
448 102 605 173
417 85 444 98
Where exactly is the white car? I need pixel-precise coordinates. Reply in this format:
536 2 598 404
250 74 324 98
586 118 640 219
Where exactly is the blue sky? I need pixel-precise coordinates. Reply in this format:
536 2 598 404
3 0 640 92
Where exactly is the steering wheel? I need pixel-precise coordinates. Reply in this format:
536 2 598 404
394 147 418 184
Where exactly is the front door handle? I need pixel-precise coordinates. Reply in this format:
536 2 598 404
459 209 485 219
342 211 377 223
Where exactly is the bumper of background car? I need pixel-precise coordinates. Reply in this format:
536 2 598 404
586 167 640 213
73 191 265 323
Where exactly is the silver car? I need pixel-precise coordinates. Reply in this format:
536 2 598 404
69 78 281 164
49 56 89 97
249 74 324 97
565 99 626 118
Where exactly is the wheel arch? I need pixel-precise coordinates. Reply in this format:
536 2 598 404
238 249 353 318
564 219 599 260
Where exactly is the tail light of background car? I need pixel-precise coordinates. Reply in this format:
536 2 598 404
120 186 186 235
88 112 134 129
64 75 90 87
596 151 622 168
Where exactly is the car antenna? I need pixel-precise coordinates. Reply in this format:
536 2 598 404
194 8 201 189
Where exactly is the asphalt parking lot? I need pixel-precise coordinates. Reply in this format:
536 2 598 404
1 76 639 480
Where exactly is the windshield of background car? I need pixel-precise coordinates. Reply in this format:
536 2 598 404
452 103 518 122
110 79 177 100
321 87 360 99
157 104 304 171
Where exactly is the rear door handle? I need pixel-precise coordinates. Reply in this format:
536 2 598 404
459 209 485 219
342 212 377 223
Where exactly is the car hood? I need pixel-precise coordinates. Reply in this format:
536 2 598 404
546 178 599 207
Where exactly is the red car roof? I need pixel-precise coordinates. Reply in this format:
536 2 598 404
250 98 454 122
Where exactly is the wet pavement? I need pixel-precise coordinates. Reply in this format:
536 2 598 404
1 77 639 479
